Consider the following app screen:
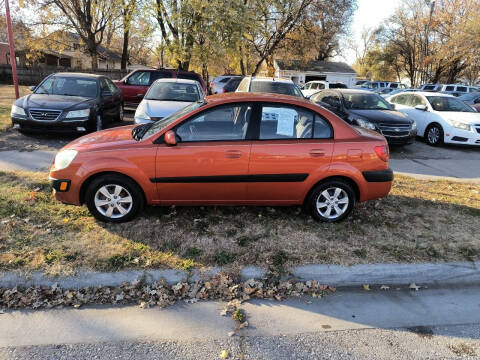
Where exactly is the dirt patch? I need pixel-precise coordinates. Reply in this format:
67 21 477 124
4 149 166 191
0 171 479 274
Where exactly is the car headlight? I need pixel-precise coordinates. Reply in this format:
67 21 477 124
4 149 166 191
54 150 78 170
411 120 417 130
134 103 151 121
11 104 26 116
351 117 376 130
445 118 471 131
66 109 90 118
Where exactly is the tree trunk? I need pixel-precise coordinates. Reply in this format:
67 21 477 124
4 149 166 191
121 29 129 70
87 35 98 70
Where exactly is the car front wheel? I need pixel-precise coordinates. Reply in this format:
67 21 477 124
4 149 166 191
85 174 144 223
307 180 356 223
425 123 443 146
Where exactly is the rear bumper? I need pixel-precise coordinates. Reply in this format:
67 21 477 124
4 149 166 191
362 168 394 182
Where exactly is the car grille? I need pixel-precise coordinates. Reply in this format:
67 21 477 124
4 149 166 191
29 108 62 121
378 122 411 137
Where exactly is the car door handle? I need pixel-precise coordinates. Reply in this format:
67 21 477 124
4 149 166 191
309 149 325 157
225 150 242 159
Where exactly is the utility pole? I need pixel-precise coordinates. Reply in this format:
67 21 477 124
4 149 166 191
4 0 19 99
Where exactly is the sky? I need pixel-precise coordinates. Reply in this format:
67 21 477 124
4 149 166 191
341 0 403 64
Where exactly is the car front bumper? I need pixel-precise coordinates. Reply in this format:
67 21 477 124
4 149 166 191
444 125 480 146
12 115 91 133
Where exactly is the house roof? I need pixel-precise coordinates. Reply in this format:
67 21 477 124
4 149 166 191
56 31 122 61
275 59 356 74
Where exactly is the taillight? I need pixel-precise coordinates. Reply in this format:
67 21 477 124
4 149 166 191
374 145 389 162
210 82 214 87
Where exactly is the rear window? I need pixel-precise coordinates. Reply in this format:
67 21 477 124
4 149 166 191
445 86 455 91
177 73 202 83
250 81 303 97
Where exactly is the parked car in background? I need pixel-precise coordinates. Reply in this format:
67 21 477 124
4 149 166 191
301 80 329 97
387 91 480 146
209 75 243 94
217 76 244 93
311 89 416 145
387 82 408 89
440 84 478 97
134 79 205 124
236 76 304 98
49 93 393 223
355 80 369 86
11 73 123 133
380 88 418 98
355 81 389 91
459 92 480 111
418 84 444 92
115 68 206 108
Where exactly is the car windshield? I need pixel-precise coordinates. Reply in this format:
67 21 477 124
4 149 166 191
343 93 392 110
145 82 200 102
426 96 476 112
35 76 98 97
250 81 303 97
141 100 206 139
458 93 477 101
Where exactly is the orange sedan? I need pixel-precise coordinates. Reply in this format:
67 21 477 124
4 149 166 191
49 93 393 223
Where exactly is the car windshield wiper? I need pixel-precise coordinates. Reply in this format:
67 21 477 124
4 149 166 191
131 123 153 141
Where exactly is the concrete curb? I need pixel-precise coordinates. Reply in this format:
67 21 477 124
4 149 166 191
1 262 479 289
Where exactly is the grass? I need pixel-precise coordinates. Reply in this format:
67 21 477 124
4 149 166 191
0 85 30 132
0 170 479 274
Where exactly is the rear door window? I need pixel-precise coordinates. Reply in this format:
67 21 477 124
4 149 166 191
445 86 455 91
127 71 151 86
457 86 467 92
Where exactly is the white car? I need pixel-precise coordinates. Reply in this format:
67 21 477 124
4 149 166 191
134 78 205 124
387 91 480 146
301 80 329 98
236 76 304 98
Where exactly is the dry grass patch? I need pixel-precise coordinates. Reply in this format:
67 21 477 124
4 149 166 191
0 85 30 132
0 171 479 274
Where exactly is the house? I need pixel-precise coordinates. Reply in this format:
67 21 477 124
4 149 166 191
16 31 122 70
273 59 357 88
0 43 10 65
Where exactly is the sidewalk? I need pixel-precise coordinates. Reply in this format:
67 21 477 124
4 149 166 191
0 150 55 171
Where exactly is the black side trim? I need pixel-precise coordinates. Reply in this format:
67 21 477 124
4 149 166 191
49 178 71 192
362 169 394 182
150 173 308 183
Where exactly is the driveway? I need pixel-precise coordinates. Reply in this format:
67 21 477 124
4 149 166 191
390 140 480 181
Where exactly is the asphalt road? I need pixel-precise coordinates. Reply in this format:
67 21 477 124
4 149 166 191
1 286 480 359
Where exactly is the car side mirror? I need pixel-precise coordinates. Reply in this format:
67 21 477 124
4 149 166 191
164 130 177 146
414 105 427 111
137 93 144 99
29 85 36 92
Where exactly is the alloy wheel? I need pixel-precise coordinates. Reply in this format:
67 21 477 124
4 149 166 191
94 184 133 219
427 126 440 144
316 187 349 220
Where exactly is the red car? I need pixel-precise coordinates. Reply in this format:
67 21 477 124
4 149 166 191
49 93 393 223
115 68 206 108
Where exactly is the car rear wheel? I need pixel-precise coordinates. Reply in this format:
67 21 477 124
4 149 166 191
85 174 144 223
307 180 356 223
115 104 124 122
425 123 443 146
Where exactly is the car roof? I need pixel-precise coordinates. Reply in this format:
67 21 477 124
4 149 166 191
328 89 376 95
204 92 312 105
249 77 294 84
153 78 200 85
389 91 455 97
51 72 102 79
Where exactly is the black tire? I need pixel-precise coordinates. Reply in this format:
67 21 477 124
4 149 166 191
425 123 444 146
85 174 144 223
115 104 124 122
307 179 356 223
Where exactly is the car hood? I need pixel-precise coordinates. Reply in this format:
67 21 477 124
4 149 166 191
349 109 411 124
436 111 480 124
141 99 192 118
65 125 139 152
16 94 94 110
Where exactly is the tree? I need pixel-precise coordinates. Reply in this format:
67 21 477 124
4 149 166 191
120 0 137 70
33 0 120 69
245 0 314 75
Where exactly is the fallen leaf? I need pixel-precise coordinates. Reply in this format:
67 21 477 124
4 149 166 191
409 283 420 291
227 331 235 337
363 284 370 291
380 285 390 290
139 301 148 308
219 349 229 359
238 321 249 329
